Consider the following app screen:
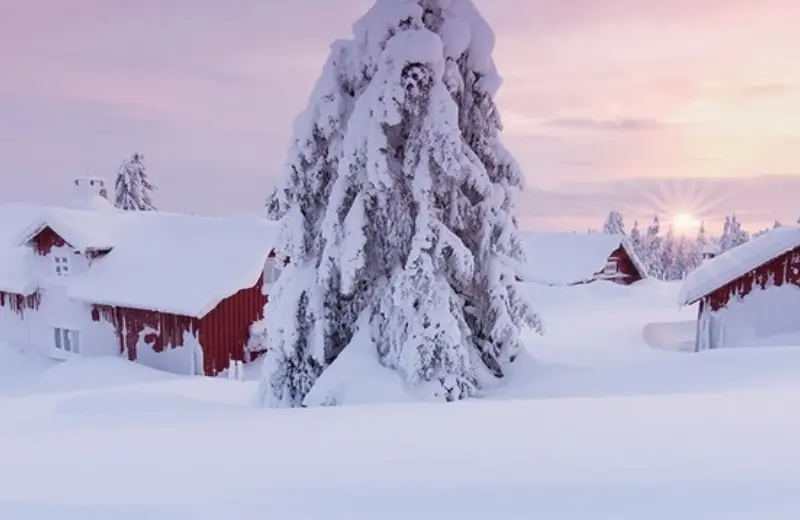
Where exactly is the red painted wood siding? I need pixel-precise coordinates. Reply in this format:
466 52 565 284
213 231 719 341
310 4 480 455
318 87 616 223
91 305 197 361
197 275 268 375
706 246 800 311
32 226 68 255
600 246 643 285
91 274 268 376
0 291 41 315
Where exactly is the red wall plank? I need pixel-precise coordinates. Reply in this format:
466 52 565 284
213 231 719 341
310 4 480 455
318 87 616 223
197 275 268 376
707 246 800 311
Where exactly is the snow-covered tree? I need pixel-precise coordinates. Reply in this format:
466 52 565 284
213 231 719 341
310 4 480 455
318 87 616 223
114 153 156 211
602 210 626 235
258 0 540 407
644 214 664 279
444 0 542 377
659 225 678 280
719 214 749 252
628 220 645 260
689 221 708 270
256 2 415 407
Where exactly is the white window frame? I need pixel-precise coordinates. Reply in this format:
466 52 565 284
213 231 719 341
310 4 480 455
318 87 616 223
53 328 80 354
603 260 618 274
264 257 283 284
53 255 70 277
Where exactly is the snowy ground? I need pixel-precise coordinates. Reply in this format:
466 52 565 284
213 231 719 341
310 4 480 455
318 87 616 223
2 280 800 518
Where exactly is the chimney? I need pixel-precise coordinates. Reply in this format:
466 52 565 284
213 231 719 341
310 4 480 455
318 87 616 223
71 177 113 211
701 243 721 262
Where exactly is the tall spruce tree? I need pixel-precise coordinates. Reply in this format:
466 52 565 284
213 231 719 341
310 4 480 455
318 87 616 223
258 0 540 407
602 210 626 235
114 153 156 211
440 0 542 377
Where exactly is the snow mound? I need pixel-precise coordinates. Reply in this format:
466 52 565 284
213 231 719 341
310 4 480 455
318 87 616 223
31 356 181 395
303 328 413 407
643 321 696 352
53 388 237 418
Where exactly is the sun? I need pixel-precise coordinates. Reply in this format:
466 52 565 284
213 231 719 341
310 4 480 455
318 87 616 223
671 212 701 234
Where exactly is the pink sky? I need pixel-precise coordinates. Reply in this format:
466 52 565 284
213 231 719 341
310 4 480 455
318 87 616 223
1 0 799 234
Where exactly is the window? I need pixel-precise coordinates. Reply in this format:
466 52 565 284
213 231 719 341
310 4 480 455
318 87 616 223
603 260 618 274
53 328 80 354
264 257 283 283
53 256 70 277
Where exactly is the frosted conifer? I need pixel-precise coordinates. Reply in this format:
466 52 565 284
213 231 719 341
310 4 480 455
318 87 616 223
690 221 708 270
259 0 540 406
629 220 645 262
602 210 626 235
114 153 156 211
644 214 664 279
719 214 749 252
433 0 542 377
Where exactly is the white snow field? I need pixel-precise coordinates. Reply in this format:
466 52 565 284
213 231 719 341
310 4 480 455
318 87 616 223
3 280 800 519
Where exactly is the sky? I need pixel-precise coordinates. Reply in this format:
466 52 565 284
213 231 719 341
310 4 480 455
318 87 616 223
1 0 799 234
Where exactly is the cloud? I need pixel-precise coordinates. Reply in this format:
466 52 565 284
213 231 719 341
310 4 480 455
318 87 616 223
544 117 663 132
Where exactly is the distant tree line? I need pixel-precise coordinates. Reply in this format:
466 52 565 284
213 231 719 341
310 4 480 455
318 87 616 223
597 210 790 281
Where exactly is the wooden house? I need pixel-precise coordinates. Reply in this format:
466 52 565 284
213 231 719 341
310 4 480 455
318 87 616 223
679 226 800 351
519 231 647 286
0 178 280 376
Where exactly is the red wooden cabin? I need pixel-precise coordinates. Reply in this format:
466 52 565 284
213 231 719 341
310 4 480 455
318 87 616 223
519 231 647 286
679 226 800 351
0 178 280 376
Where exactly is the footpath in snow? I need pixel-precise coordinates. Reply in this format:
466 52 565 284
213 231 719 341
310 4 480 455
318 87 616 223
2 280 800 519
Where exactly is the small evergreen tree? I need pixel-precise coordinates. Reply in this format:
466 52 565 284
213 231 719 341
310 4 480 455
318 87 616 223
114 153 156 211
644 214 664 279
690 221 708 270
602 210 626 235
719 214 749 252
628 220 645 261
660 225 677 280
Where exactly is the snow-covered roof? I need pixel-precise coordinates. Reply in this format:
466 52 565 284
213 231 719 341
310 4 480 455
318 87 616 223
0 201 278 317
519 231 647 286
0 202 49 295
19 207 119 251
679 225 800 306
701 243 721 255
67 211 277 318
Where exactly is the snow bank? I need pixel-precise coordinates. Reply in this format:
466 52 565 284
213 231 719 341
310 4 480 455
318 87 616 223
642 320 696 352
2 280 800 517
679 224 800 305
303 327 413 407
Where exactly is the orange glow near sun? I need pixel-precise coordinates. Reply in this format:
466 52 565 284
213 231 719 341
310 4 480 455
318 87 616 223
671 212 701 234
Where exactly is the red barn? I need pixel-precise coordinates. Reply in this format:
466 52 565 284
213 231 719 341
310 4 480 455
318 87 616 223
519 231 647 286
679 226 800 351
0 178 280 376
